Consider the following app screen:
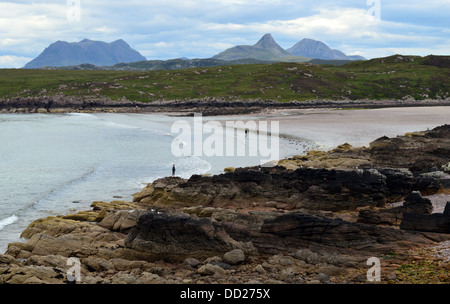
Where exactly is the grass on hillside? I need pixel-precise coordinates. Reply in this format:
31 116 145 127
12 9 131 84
0 55 448 103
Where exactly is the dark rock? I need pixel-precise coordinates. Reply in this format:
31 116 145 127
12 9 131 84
403 192 433 214
118 205 446 263
369 125 450 173
378 168 416 202
400 199 450 234
124 212 256 262
415 169 450 196
256 212 438 254
444 202 450 217
400 213 450 234
209 261 233 270
135 167 390 212
357 208 404 226
358 191 433 226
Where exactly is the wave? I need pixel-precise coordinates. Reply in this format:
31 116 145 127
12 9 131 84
0 214 19 231
93 114 175 138
105 121 174 138
147 128 173 138
33 166 99 206
66 113 98 118
176 156 212 179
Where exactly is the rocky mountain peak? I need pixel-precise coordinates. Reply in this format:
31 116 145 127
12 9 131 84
24 39 146 69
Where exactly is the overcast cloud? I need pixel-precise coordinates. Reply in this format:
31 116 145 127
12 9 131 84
0 0 449 68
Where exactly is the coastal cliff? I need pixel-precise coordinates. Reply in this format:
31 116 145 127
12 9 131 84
1 126 450 284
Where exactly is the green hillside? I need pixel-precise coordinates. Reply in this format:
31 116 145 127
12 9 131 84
0 55 448 103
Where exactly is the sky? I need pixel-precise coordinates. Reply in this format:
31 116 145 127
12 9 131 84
0 0 449 68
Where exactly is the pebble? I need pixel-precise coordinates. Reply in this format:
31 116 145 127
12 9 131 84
183 258 201 268
255 264 266 274
386 273 397 281
315 273 330 283
197 263 226 275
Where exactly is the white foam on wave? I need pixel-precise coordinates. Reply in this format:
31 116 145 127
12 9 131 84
66 113 98 118
176 156 212 179
105 121 174 138
0 214 19 231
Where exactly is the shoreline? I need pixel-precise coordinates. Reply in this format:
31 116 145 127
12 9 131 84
1 96 450 116
1 111 450 285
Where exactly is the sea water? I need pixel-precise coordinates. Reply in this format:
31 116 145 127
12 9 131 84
0 112 307 253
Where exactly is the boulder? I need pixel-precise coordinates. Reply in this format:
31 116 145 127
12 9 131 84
223 249 245 265
197 263 226 275
99 210 147 233
1 265 65 284
403 192 433 214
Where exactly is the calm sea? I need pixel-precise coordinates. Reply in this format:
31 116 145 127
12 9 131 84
0 112 305 253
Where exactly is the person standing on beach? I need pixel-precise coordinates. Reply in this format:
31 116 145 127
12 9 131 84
172 164 176 176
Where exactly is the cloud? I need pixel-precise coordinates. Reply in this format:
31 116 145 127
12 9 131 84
198 6 450 58
0 55 33 69
0 0 448 67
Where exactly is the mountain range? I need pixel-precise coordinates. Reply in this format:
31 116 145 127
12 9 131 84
212 33 308 62
23 34 366 69
213 34 366 62
287 38 366 61
23 39 147 69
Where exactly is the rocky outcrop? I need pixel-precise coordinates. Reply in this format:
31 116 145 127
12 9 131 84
358 191 434 226
122 204 447 261
257 212 442 254
2 125 450 285
400 202 450 233
134 167 393 212
280 125 450 175
124 211 257 262
134 165 447 213
403 192 434 214
2 96 450 116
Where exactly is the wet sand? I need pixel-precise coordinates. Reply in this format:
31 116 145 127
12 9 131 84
223 106 450 151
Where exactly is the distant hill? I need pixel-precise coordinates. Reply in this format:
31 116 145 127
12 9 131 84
23 39 147 69
3 54 447 104
308 59 356 66
43 58 274 71
287 38 366 61
112 58 273 71
212 34 310 62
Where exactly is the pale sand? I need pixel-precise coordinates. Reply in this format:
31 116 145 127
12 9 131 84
216 106 450 151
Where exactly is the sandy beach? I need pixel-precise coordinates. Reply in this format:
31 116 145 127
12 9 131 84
214 106 450 151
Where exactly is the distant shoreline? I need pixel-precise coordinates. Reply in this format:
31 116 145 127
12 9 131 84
1 96 450 116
